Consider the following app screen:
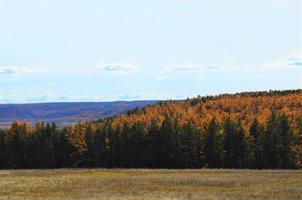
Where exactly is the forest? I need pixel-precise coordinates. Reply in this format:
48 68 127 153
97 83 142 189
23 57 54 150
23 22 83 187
0 89 301 169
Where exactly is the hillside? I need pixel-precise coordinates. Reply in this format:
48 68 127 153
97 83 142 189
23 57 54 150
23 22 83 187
106 90 302 131
1 90 301 169
0 101 157 128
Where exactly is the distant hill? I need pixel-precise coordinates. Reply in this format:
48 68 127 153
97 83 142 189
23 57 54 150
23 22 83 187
0 101 157 128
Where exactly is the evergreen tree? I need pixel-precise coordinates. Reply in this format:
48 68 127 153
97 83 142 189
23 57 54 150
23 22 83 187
120 122 132 167
235 120 248 168
222 119 248 168
204 118 221 168
261 112 277 168
6 121 31 168
181 122 201 168
41 123 56 168
278 115 294 168
93 127 109 167
222 118 237 168
128 121 147 167
159 116 178 168
260 112 294 169
52 128 73 168
0 129 6 168
248 118 265 168
83 125 97 167
293 118 302 168
147 119 161 168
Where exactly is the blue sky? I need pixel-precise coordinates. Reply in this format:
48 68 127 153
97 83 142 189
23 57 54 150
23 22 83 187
0 0 302 103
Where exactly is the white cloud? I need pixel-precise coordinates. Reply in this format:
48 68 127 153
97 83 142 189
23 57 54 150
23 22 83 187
252 74 265 79
156 75 168 80
97 63 138 75
198 76 208 81
2 77 22 82
0 66 53 76
48 82 57 86
0 68 17 75
242 74 265 80
286 56 302 66
170 64 219 72
262 54 302 69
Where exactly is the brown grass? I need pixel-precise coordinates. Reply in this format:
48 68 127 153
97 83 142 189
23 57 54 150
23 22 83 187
0 169 301 200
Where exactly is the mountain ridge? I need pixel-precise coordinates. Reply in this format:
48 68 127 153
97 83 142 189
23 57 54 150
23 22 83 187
0 100 157 128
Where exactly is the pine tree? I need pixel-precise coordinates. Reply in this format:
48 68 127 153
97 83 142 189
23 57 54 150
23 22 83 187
52 127 73 168
293 118 302 168
261 112 277 168
278 115 294 168
7 121 31 168
248 118 265 168
235 120 248 168
93 127 109 167
158 116 177 168
0 129 6 168
129 121 147 167
222 118 248 168
41 123 56 168
222 118 237 168
183 122 201 168
83 125 97 167
204 118 221 168
147 119 161 168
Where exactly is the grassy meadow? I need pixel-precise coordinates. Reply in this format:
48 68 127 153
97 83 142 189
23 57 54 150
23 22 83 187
0 169 301 200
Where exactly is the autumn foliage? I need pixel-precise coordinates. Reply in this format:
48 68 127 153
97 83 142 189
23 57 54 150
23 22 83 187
0 90 301 169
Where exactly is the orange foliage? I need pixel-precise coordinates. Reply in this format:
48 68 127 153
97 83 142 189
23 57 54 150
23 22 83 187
106 91 302 133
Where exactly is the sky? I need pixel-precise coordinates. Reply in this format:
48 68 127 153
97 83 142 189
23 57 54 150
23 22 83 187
0 0 302 103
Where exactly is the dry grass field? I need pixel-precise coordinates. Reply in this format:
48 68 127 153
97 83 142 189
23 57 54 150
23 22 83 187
0 169 301 200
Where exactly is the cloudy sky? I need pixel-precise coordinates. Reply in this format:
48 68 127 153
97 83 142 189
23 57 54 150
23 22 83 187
0 0 302 103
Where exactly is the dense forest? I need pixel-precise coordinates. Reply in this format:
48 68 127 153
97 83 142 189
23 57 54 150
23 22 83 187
0 89 301 169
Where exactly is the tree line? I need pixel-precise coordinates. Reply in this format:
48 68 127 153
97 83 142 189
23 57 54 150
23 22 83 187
0 111 301 169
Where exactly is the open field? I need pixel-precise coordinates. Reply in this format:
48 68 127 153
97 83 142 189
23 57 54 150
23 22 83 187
0 169 301 200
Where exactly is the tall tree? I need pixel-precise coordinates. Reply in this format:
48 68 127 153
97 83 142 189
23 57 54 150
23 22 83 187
235 120 248 168
203 118 221 168
159 116 178 168
51 127 73 168
83 124 97 167
222 118 237 168
147 119 161 168
260 112 278 168
65 122 87 167
93 127 109 167
222 118 248 168
278 115 294 168
0 129 6 168
7 121 31 168
248 118 265 168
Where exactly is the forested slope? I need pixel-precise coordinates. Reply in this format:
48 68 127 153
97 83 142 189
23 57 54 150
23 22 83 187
0 90 301 169
109 90 302 130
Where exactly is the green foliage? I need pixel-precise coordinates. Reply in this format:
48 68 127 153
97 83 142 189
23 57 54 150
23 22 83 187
0 129 6 168
203 118 221 167
248 118 265 168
